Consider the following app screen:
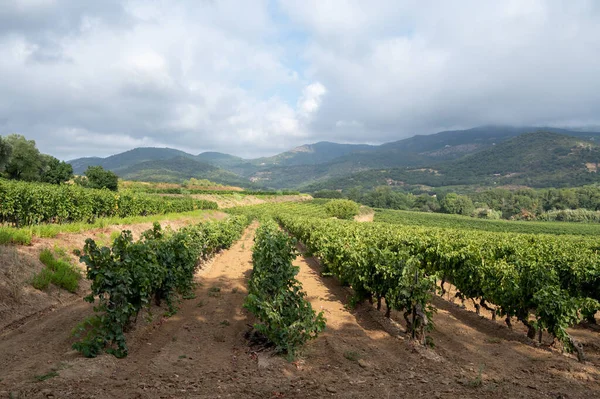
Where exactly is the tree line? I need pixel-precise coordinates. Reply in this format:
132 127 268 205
313 185 600 221
0 134 118 190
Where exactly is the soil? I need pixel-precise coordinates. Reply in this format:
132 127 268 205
0 223 599 398
354 207 375 223
0 211 228 332
160 194 312 209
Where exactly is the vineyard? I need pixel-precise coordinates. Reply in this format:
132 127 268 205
0 179 217 227
72 215 248 358
1 198 599 397
375 208 600 236
229 201 600 360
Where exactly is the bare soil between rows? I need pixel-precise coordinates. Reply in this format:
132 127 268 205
0 222 598 398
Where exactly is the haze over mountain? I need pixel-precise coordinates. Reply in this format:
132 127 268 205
68 126 600 190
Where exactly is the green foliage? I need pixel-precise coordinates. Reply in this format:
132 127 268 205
72 215 248 358
324 199 360 220
81 166 119 191
276 214 437 339
374 208 600 236
313 190 343 199
538 209 600 223
0 179 217 227
32 248 81 292
234 202 600 353
472 208 502 220
3 134 43 181
40 155 73 184
0 136 12 170
0 227 32 245
440 193 474 215
244 222 325 357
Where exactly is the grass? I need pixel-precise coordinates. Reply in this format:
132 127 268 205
0 209 217 246
208 286 221 297
0 228 32 245
31 248 81 293
343 351 360 361
220 320 230 326
34 371 59 382
469 365 485 388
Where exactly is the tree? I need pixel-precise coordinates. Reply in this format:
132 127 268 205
440 193 474 215
0 136 12 171
40 155 74 184
4 134 42 181
80 166 119 191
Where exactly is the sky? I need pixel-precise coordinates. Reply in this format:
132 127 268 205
1 0 600 160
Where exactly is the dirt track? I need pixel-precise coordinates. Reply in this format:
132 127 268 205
0 223 599 398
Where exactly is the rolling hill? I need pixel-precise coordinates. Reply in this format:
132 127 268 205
303 131 600 191
68 126 600 190
116 157 254 187
70 147 195 175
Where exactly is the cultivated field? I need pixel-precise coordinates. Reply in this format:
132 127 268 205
0 200 599 398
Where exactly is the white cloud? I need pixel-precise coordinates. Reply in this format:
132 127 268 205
1 0 600 159
298 82 326 119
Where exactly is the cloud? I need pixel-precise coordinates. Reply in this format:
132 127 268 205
1 0 600 160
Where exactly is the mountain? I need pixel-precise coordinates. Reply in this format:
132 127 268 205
68 126 600 191
195 152 244 169
249 142 375 167
116 157 253 187
69 147 195 175
303 131 600 191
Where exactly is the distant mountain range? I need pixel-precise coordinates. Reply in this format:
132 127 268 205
68 126 600 191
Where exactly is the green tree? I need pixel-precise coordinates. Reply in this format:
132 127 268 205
440 193 474 215
40 155 74 184
0 136 12 171
82 166 119 191
4 134 42 181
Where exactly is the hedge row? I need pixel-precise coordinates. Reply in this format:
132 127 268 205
0 179 218 226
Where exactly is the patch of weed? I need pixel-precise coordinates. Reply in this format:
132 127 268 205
34 371 59 382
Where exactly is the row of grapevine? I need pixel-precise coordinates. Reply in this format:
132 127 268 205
244 221 326 358
277 215 437 340
137 188 301 196
374 208 600 236
72 215 248 358
227 201 329 221
275 213 600 358
0 179 218 226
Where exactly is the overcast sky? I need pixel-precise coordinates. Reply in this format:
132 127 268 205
1 0 600 160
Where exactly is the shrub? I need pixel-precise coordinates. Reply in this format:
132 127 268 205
472 207 502 220
313 190 343 199
324 199 360 220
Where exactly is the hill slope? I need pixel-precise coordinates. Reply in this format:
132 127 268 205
116 157 254 187
67 126 600 190
303 131 600 191
69 147 195 174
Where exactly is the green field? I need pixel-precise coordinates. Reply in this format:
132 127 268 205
374 208 600 236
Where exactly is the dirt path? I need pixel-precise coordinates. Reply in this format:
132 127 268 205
159 194 312 209
0 211 228 332
1 223 599 398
